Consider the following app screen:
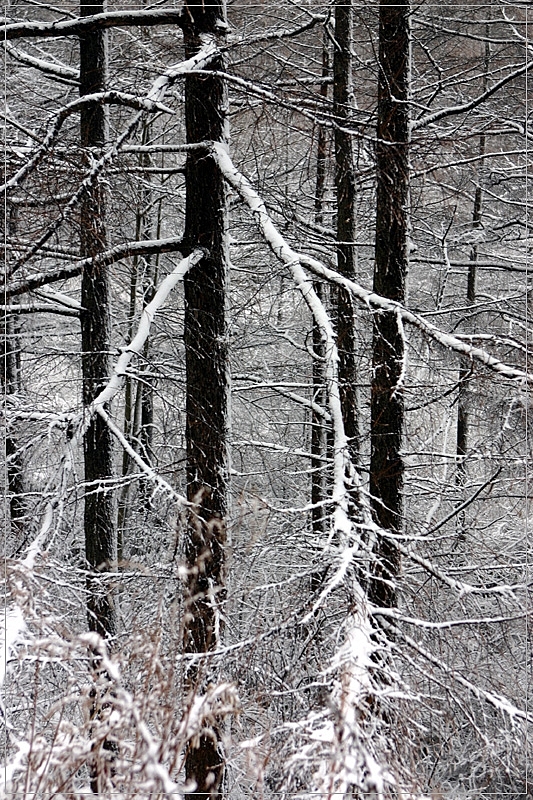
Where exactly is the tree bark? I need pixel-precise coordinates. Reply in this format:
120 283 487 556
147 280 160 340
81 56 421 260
181 0 229 796
1 202 26 541
80 0 118 641
369 0 410 609
311 30 330 541
333 0 359 466
79 3 118 792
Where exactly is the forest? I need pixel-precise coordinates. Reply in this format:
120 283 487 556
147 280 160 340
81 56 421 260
1 0 531 797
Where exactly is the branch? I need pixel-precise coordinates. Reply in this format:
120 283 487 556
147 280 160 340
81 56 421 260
212 142 374 540
90 249 204 412
2 91 173 195
0 303 79 317
2 236 185 297
3 41 79 82
300 256 533 386
8 250 202 572
3 9 185 40
412 60 533 131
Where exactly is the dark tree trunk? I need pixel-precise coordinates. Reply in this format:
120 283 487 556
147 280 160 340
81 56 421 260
369 1 410 609
79 0 118 641
2 314 25 538
2 202 26 541
79 3 117 792
311 30 330 541
181 0 229 796
333 0 359 466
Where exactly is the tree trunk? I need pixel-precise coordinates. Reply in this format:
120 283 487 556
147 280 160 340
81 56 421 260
80 0 116 642
455 33 489 538
369 0 410 610
311 30 330 541
2 202 26 542
181 0 229 795
333 0 359 466
118 120 156 554
79 2 118 791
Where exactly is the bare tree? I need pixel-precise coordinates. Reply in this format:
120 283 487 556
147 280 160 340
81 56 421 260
369 0 410 609
333 0 359 468
181 0 230 795
79 1 118 645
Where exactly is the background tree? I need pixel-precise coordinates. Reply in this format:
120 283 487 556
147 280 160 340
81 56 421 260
1 2 531 798
79 0 118 645
368 0 410 609
181 0 230 794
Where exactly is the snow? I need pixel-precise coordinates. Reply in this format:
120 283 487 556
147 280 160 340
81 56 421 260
92 249 203 412
0 740 30 798
148 37 219 103
212 143 357 542
0 607 25 690
298 255 533 385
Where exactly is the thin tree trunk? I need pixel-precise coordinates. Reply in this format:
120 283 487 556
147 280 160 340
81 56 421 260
369 0 410 610
333 0 359 466
181 0 229 795
118 120 156 552
2 316 25 538
311 29 330 540
2 202 26 540
456 33 489 538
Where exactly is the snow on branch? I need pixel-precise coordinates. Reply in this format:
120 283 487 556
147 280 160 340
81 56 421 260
412 59 533 131
0 302 78 317
3 41 79 82
90 248 203 413
300 256 533 385
147 38 219 103
9 249 200 579
3 236 186 297
3 9 186 40
1 91 173 195
211 142 371 543
32 249 203 509
383 619 532 725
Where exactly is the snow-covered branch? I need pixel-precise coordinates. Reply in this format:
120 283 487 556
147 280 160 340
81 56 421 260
2 91 173 195
3 9 186 40
0 303 78 317
300 256 533 385
90 249 203 412
212 142 370 541
3 41 79 82
3 236 186 297
412 60 533 131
